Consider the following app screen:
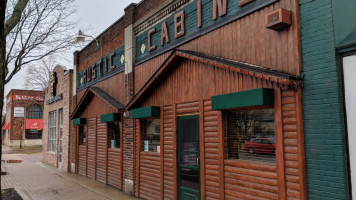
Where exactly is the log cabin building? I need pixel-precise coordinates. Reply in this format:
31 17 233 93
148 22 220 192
71 0 307 199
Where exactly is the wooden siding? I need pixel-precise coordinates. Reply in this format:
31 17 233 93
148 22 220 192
96 118 107 184
203 100 221 200
77 72 126 106
134 0 301 97
108 148 121 189
163 105 174 200
134 51 171 94
281 89 303 199
132 57 306 199
140 59 274 107
87 117 96 179
78 145 87 176
139 152 161 200
179 0 301 76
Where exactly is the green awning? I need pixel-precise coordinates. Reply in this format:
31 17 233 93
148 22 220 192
211 88 274 110
132 106 160 119
100 113 120 123
72 118 86 125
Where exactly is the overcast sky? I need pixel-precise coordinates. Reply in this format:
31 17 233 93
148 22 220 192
5 0 141 96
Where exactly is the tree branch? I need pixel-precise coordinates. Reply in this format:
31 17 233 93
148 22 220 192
4 0 29 36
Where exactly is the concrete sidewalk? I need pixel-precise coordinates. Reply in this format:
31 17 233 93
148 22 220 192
1 146 138 200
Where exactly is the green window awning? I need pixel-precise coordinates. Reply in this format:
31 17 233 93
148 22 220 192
100 113 120 123
132 106 160 119
211 88 274 110
72 118 86 125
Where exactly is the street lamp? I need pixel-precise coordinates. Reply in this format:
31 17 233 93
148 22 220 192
76 30 102 57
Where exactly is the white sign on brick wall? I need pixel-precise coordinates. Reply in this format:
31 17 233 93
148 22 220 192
14 107 24 117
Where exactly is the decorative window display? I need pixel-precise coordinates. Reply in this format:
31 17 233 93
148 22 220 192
108 122 121 148
79 125 87 145
141 118 160 152
225 108 275 163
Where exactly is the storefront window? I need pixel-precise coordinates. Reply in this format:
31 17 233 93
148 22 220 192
48 111 56 152
225 108 275 163
79 125 86 145
26 129 42 139
108 122 120 148
141 118 160 152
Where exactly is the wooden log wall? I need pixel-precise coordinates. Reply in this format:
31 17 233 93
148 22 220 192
108 148 122 189
76 115 124 190
87 117 96 179
96 117 107 184
203 100 221 200
132 58 306 199
139 152 161 200
78 145 87 176
163 105 174 200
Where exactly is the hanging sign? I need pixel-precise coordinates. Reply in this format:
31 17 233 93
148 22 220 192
50 72 57 96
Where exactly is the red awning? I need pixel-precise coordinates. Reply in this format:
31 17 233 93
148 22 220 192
2 121 10 130
25 119 43 130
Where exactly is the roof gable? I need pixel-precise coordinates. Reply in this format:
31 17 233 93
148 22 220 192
127 49 302 110
71 87 125 119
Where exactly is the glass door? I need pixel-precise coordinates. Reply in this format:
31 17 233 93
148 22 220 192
177 115 200 200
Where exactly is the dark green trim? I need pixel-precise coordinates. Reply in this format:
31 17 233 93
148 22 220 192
211 88 274 110
177 115 200 200
72 118 86 125
100 113 120 123
131 106 160 119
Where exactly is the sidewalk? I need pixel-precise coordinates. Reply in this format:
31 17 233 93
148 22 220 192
1 146 138 200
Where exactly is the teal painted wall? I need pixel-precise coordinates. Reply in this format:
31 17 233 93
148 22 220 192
331 0 356 47
300 0 351 199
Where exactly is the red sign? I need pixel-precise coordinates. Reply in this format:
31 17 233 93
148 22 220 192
25 119 43 130
13 95 44 101
2 121 10 130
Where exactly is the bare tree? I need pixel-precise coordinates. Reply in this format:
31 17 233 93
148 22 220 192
23 56 63 90
1 0 78 161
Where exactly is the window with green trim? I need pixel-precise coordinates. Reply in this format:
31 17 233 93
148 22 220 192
141 118 160 152
108 122 121 148
225 108 275 163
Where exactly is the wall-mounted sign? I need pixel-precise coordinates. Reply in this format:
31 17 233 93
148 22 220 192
135 0 276 62
46 93 62 105
50 72 57 96
14 107 24 117
13 95 44 101
78 46 125 90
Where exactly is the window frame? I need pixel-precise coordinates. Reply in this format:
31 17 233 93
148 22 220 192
108 121 121 149
48 111 57 152
224 107 276 163
141 118 161 153
79 125 87 145
27 104 43 119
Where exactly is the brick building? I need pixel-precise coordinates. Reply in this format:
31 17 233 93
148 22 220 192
71 0 307 199
300 1 356 199
42 65 74 172
3 89 44 147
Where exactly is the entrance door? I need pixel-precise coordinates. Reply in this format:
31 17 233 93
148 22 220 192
344 55 356 198
177 115 200 200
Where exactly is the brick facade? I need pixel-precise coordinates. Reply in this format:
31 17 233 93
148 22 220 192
4 89 44 147
299 0 355 199
42 66 73 172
